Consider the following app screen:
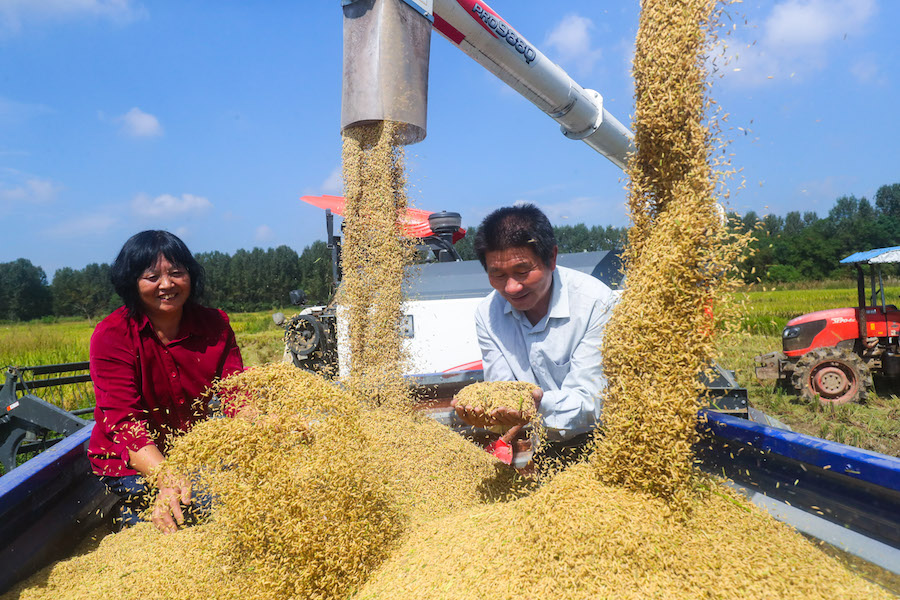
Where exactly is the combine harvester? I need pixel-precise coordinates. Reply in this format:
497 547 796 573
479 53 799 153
1 0 899 592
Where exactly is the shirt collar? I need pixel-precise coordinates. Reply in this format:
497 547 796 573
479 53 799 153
135 303 198 342
547 268 568 319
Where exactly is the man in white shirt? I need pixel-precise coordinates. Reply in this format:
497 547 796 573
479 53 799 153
452 204 617 461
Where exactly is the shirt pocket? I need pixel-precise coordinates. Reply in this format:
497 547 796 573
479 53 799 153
537 352 571 388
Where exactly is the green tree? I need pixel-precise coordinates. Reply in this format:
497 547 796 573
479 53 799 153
828 195 860 224
875 183 900 219
782 211 805 236
740 210 760 233
266 245 303 307
454 225 478 261
761 214 783 237
555 224 594 252
196 250 232 308
0 259 52 321
51 263 116 319
298 240 334 305
766 264 803 283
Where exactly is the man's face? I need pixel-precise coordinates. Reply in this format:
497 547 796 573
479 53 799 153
484 245 557 323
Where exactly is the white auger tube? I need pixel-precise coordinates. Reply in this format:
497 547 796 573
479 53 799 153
431 0 633 170
340 0 633 168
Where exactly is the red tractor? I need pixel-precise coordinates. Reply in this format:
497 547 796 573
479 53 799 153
755 246 900 404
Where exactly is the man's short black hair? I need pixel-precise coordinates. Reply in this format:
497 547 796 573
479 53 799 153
473 203 557 269
110 230 206 318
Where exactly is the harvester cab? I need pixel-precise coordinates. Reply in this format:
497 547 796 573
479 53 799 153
755 245 900 404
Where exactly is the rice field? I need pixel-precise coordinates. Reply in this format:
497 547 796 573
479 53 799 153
0 308 293 370
740 283 900 335
0 308 291 443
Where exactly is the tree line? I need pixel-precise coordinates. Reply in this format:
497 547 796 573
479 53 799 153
735 182 900 282
1 181 897 322
0 242 333 322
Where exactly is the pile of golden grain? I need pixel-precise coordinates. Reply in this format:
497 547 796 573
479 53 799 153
356 464 888 600
5 364 529 600
454 381 538 420
8 365 886 599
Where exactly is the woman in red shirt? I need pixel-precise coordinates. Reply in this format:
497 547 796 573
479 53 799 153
89 230 244 533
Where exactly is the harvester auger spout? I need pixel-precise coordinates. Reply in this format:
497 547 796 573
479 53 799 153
340 0 635 169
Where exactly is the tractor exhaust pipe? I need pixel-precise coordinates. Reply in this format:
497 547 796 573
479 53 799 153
341 0 433 145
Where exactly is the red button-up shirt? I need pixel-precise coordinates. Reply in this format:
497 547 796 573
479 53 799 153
88 303 244 477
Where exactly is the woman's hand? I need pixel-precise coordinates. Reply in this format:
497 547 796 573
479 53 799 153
151 476 193 534
128 445 194 534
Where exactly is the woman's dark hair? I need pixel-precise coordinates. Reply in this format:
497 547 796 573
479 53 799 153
110 230 206 317
474 203 557 269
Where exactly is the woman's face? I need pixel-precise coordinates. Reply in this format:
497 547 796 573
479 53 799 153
137 254 191 319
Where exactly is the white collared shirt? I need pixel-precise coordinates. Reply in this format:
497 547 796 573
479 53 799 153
474 265 617 441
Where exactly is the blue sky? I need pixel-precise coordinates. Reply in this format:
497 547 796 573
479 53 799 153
1 0 897 279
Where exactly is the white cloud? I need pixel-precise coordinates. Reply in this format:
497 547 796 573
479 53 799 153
723 0 877 86
0 172 62 205
118 107 162 138
544 14 603 76
132 192 212 218
321 165 342 194
763 0 874 49
0 0 146 34
849 56 881 84
0 96 53 126
255 224 275 243
42 213 116 238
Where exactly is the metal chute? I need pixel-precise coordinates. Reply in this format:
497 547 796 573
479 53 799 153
340 0 433 144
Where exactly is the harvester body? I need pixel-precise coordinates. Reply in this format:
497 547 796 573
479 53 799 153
280 201 624 377
755 246 900 404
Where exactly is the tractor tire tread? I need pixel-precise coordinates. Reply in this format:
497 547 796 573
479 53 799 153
791 347 872 404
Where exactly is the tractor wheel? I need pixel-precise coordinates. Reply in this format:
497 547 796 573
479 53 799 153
791 347 873 405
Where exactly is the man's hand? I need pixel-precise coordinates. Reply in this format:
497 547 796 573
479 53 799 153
451 398 494 428
451 386 542 428
491 386 542 427
151 476 192 534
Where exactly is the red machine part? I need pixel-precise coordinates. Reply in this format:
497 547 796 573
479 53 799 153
783 308 862 358
783 306 900 359
443 360 483 372
863 305 900 338
300 195 466 243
